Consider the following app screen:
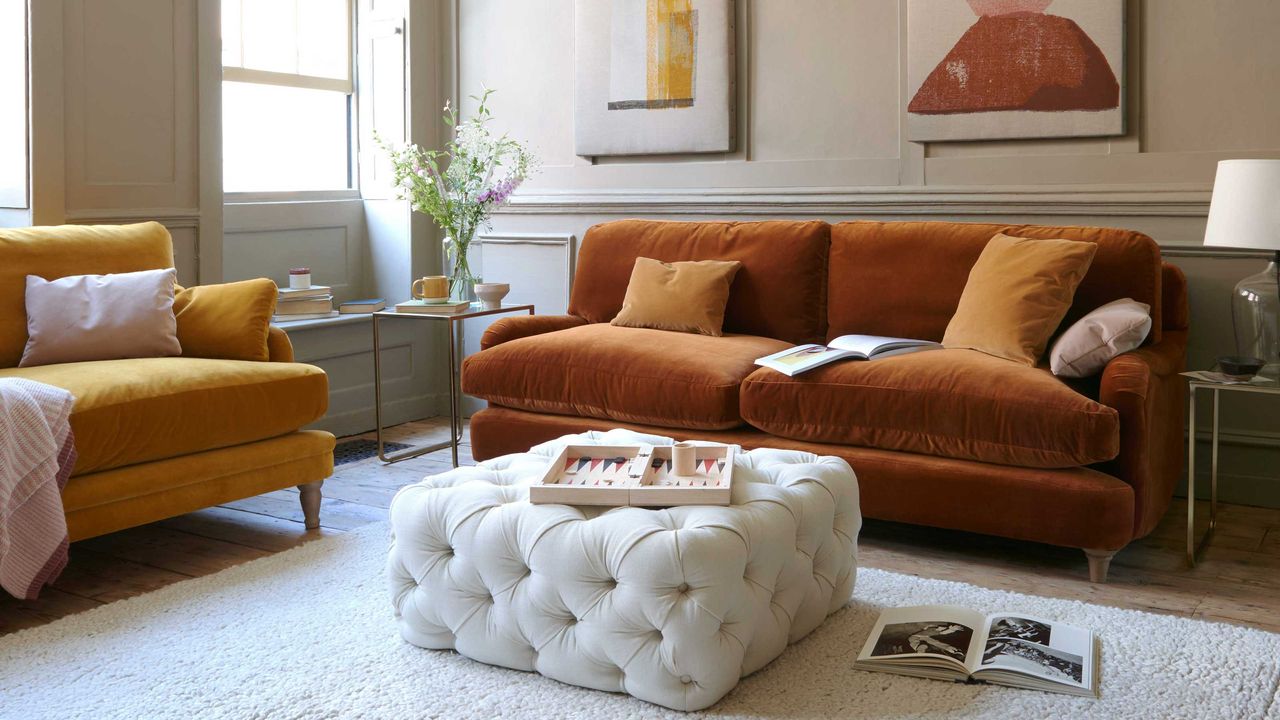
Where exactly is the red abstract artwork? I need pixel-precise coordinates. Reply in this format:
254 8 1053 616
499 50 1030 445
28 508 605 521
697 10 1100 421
909 0 1120 115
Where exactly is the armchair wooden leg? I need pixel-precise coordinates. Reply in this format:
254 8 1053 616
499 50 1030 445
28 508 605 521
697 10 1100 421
298 480 324 530
1083 548 1117 583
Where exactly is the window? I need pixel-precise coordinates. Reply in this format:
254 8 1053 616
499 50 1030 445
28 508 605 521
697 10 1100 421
221 0 354 193
0 0 27 208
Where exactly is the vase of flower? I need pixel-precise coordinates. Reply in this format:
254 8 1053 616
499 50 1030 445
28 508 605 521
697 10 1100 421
380 89 534 304
443 234 479 302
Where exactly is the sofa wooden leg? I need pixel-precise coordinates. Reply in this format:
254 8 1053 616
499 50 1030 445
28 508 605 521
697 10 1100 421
1083 548 1117 583
298 480 324 530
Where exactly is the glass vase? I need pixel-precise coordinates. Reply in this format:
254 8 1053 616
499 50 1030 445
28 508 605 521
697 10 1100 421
443 232 480 302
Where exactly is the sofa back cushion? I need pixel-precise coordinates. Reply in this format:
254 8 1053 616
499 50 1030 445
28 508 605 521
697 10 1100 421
568 220 830 344
828 221 1163 345
0 222 176 369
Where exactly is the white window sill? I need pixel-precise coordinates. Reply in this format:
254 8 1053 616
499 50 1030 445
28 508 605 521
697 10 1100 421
226 189 361 205
273 314 371 331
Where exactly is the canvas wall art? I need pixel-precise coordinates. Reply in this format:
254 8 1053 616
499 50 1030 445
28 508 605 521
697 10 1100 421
907 0 1124 141
575 0 735 156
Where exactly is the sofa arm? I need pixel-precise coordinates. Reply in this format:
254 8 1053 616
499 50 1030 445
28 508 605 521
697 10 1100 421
480 314 587 350
1098 330 1188 539
267 326 295 363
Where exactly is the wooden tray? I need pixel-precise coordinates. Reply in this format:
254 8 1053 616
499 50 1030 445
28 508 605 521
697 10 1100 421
530 443 734 507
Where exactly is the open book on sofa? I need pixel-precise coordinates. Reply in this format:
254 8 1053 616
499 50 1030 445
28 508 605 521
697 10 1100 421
755 334 939 376
855 605 1099 698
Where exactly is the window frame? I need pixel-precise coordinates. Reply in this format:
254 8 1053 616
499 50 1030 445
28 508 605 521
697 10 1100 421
220 0 358 199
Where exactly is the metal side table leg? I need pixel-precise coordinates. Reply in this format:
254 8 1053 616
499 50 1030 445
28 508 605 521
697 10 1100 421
1186 384 1197 566
374 314 458 464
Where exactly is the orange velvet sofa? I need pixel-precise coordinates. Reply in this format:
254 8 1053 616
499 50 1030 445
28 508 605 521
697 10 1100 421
461 219 1188 582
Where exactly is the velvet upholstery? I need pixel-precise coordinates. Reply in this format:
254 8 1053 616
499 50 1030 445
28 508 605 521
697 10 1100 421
63 431 335 541
0 222 175 368
464 220 1188 557
174 278 278 361
739 348 1119 468
0 221 334 543
462 323 791 430
480 314 589 350
468 407 1135 551
567 220 830 344
828 221 1163 345
0 357 329 476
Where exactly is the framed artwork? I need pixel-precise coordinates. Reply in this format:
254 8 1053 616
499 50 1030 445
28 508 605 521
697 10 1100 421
575 0 735 156
906 0 1124 142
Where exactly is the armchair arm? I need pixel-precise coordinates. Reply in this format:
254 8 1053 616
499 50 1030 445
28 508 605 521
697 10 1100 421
480 314 588 350
267 325 295 362
1098 330 1188 539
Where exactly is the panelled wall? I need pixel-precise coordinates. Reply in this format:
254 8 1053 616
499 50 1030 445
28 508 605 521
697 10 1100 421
22 0 222 286
456 0 1280 506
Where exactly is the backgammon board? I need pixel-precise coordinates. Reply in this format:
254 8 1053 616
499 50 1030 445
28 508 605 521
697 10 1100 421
531 443 734 507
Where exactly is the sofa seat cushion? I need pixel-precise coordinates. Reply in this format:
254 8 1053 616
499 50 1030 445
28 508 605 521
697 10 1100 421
0 357 328 475
461 324 792 430
739 348 1119 468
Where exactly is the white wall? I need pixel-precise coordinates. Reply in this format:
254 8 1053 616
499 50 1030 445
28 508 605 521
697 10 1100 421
454 0 1280 506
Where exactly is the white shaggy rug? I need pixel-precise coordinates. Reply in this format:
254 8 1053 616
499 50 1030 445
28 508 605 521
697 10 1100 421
2 523 1278 720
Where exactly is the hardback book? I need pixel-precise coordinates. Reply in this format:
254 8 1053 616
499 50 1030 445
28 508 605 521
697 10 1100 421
339 298 386 314
856 605 1099 698
272 310 339 322
394 299 474 314
755 334 940 377
276 285 332 300
275 296 335 314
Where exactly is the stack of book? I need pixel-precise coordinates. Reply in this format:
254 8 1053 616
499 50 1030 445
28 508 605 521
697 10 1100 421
274 285 338 322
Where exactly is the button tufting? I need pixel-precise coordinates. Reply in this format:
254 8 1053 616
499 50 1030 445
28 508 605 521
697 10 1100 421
676 582 689 593
680 675 693 684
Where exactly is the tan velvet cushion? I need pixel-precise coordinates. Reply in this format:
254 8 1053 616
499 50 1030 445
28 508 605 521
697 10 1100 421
173 279 278 362
740 348 1119 468
610 257 742 336
942 233 1097 366
0 357 328 476
461 323 791 430
20 268 181 367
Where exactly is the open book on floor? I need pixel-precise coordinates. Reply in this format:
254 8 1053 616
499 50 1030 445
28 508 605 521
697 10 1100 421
855 605 1099 698
755 335 940 377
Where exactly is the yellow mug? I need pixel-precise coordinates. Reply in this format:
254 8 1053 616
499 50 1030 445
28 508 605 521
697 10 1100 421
412 276 449 301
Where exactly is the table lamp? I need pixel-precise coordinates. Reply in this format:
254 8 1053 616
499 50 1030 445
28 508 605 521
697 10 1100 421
1203 159 1280 378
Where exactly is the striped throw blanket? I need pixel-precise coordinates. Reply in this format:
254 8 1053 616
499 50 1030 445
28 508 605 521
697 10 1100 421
0 378 76 600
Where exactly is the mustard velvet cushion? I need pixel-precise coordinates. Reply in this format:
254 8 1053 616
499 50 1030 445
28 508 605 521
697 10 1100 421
0 357 328 476
0 222 175 369
942 233 1098 366
173 279 278 362
610 257 742 336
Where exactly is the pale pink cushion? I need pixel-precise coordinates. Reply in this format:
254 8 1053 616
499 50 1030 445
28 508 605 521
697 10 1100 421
1049 297 1152 378
20 268 182 367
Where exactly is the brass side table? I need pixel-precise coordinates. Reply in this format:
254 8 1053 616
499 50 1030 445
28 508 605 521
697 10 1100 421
1185 376 1280 566
372 303 534 466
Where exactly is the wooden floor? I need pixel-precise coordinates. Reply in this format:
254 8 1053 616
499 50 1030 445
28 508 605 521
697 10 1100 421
4 418 1280 636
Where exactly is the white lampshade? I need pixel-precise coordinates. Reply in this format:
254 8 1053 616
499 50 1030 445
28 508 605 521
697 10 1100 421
1203 159 1280 250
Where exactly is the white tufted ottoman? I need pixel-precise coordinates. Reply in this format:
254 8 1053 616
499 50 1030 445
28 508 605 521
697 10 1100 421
386 429 860 711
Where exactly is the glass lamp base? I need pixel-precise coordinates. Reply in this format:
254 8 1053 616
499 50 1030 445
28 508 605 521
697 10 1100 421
1231 254 1280 378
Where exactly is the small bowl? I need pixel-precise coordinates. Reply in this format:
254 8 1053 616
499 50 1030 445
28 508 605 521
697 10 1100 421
474 282 510 309
1217 355 1266 377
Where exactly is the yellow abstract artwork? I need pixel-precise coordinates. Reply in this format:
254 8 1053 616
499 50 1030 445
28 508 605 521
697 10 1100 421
646 0 695 108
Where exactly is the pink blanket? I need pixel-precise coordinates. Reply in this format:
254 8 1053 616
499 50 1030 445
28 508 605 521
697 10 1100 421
0 378 77 600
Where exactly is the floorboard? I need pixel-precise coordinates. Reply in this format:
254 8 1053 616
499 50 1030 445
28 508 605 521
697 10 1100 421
3 417 1279 637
